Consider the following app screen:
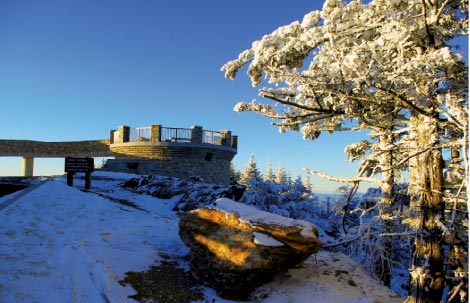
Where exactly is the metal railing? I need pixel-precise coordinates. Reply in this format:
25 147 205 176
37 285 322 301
161 127 192 142
130 127 151 142
112 125 235 148
203 130 222 145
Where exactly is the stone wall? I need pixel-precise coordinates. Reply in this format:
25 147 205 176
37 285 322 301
0 139 112 157
105 142 237 185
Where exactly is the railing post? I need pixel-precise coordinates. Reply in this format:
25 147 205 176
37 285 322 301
220 130 232 147
118 125 130 143
151 124 161 142
191 126 203 143
231 135 238 149
109 130 116 144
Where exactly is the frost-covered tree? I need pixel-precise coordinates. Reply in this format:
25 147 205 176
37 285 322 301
287 172 293 186
303 174 312 192
240 154 263 186
293 175 307 193
222 1 468 301
275 163 288 184
265 159 275 182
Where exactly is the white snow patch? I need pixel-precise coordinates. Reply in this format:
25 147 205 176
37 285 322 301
210 198 318 238
253 232 284 247
251 251 404 303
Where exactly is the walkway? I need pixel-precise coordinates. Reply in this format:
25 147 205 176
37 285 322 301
0 180 49 211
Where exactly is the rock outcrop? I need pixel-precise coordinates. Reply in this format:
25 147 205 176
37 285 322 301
121 175 245 211
178 198 322 299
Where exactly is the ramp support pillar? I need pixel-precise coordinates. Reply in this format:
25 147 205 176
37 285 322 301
22 157 34 177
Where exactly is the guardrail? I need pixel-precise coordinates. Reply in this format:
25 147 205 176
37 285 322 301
130 127 151 142
203 130 221 145
111 124 237 149
161 127 191 142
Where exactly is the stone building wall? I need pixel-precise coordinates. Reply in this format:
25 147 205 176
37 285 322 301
105 142 236 185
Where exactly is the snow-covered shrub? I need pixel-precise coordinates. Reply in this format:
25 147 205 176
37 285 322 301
239 178 318 222
268 204 290 217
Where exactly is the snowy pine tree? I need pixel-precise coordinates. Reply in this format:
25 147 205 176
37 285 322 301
303 174 312 192
293 175 307 196
265 160 275 182
240 154 263 186
275 163 288 184
222 1 468 301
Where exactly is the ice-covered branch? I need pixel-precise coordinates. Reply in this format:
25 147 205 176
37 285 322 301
380 231 420 237
421 0 433 47
233 100 281 119
436 0 452 23
435 215 452 239
351 204 378 219
375 86 432 117
381 141 463 173
303 168 380 185
260 90 329 112
221 49 254 80
271 113 342 126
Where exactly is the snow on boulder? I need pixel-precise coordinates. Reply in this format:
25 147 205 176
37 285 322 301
178 198 322 300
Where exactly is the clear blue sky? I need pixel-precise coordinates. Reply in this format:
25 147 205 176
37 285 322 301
0 1 394 192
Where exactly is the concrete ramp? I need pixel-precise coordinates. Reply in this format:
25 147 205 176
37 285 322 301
0 139 112 158
0 139 112 176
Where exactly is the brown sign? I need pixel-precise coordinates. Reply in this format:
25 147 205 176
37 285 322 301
65 157 94 173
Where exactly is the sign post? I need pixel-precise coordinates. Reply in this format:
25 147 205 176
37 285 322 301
64 157 94 190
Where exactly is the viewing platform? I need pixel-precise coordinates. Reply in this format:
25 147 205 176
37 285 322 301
104 124 238 185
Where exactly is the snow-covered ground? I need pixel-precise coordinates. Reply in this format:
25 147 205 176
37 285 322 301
0 172 404 303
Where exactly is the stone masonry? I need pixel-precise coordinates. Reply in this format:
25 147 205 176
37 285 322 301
104 125 237 185
0 139 112 157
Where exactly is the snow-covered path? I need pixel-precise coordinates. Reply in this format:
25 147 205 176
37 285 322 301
0 173 405 303
0 177 186 303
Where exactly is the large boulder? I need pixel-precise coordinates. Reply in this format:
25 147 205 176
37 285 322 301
178 198 322 299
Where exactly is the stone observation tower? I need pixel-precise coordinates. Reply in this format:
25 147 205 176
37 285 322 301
103 124 238 185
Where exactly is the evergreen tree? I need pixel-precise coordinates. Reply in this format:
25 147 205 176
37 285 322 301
240 154 263 186
275 163 288 184
229 161 241 185
265 159 275 182
303 174 312 192
287 172 293 186
293 175 307 194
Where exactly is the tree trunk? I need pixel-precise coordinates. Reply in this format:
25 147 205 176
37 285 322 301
406 114 445 303
378 131 394 287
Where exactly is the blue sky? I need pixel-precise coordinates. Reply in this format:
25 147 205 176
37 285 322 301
0 0 429 192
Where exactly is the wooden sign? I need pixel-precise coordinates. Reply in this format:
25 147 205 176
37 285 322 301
65 157 94 173
65 157 94 189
